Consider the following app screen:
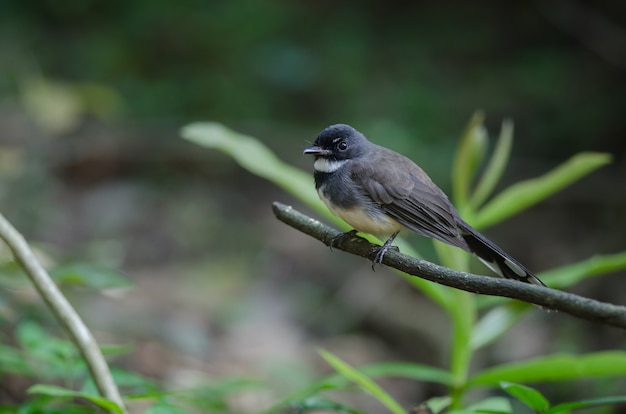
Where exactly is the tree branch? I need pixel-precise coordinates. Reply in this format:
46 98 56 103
272 202 626 329
0 213 127 413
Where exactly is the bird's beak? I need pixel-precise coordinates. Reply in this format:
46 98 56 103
303 146 331 156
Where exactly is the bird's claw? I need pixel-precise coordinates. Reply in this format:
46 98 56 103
371 245 391 271
370 234 400 271
371 251 382 271
330 230 400 273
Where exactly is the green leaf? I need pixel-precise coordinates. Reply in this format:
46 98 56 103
358 362 453 386
289 396 364 413
27 384 124 413
540 250 626 289
501 382 549 412
258 377 344 414
99 343 134 357
101 367 159 396
468 119 513 211
15 394 94 414
144 402 195 414
470 305 528 350
319 349 407 414
50 262 132 290
433 240 471 272
469 352 626 387
16 320 80 377
0 344 34 376
182 122 322 211
545 396 626 414
422 396 451 413
474 152 611 229
453 396 512 414
452 111 487 208
17 320 51 349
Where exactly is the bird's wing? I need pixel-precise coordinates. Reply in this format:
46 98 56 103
350 151 545 286
351 157 468 250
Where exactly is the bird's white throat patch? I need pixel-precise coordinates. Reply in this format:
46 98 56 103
314 158 347 173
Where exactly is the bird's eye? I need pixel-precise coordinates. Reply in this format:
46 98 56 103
337 141 348 151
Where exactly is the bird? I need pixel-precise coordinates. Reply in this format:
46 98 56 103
303 124 545 286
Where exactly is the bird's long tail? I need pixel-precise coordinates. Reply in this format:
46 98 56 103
458 221 545 286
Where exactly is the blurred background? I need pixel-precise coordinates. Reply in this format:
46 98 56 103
0 0 625 412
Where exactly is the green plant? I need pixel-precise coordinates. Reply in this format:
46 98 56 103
181 113 626 413
0 259 262 413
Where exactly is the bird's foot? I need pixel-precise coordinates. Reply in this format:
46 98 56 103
371 233 400 271
330 229 359 250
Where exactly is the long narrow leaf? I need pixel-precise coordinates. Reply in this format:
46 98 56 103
288 396 364 414
469 119 513 211
462 396 512 414
546 396 626 414
474 152 611 229
501 382 549 412
452 112 487 208
28 384 123 413
182 122 322 212
470 305 528 350
145 402 195 414
359 362 453 386
258 375 346 414
540 250 626 289
319 349 407 414
469 351 626 387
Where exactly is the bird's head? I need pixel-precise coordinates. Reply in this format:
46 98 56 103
303 124 369 172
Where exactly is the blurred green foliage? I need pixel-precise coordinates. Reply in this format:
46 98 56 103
1 1 625 159
0 316 261 413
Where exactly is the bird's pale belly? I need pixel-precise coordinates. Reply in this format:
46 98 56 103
317 187 403 238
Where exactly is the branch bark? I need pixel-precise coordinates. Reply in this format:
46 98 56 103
0 213 127 413
272 201 626 330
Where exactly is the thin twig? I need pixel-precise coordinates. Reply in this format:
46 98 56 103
272 202 626 329
0 213 127 413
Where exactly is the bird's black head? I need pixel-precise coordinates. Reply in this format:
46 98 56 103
303 124 369 162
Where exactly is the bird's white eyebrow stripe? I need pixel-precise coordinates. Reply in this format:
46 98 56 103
314 158 348 173
332 137 343 144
